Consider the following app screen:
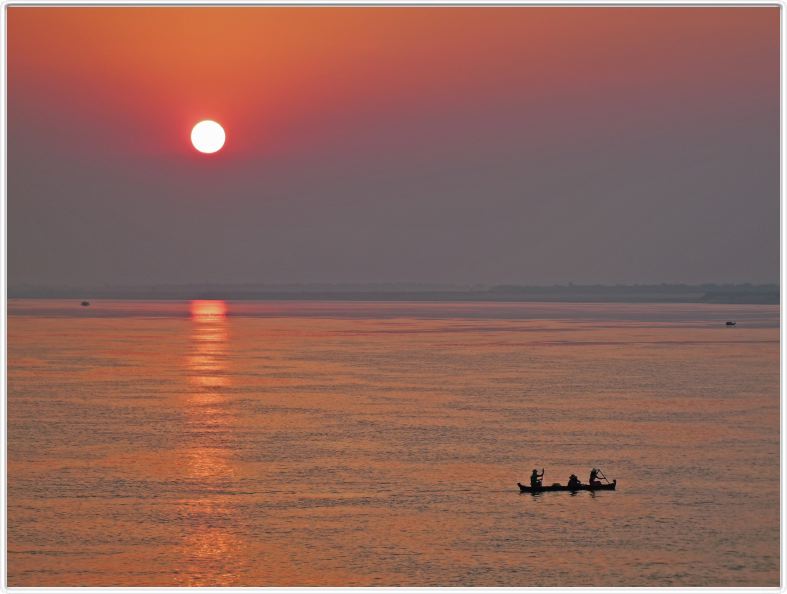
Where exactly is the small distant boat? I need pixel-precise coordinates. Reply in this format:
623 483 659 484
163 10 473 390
726 321 736 326
518 480 617 493
81 301 90 307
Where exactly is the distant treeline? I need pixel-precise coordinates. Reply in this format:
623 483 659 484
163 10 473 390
487 283 780 304
8 283 780 304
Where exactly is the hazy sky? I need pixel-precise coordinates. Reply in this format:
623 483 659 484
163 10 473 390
8 7 779 287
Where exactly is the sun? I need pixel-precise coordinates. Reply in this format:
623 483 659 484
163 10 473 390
191 120 225 154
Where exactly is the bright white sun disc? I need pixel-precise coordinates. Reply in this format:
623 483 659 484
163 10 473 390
191 120 225 154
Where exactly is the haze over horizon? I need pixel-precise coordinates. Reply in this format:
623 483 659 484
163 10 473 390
8 280 781 291
8 7 779 289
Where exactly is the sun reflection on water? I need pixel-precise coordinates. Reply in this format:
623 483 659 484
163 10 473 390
180 300 243 584
186 300 233 475
190 299 228 320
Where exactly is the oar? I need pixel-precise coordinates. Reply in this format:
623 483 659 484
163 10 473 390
597 469 611 484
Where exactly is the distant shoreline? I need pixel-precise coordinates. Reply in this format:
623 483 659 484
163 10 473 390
7 284 780 305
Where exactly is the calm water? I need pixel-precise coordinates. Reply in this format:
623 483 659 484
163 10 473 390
7 299 780 586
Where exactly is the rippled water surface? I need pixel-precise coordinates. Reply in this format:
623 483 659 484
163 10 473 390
7 299 780 586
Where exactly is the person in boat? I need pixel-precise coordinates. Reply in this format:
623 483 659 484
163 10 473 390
567 474 581 490
530 468 544 488
589 468 602 488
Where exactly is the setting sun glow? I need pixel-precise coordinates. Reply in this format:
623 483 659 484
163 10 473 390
191 120 225 154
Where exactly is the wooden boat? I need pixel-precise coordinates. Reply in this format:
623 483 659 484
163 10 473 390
518 480 617 493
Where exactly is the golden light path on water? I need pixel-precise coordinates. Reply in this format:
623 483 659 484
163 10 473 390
181 300 244 585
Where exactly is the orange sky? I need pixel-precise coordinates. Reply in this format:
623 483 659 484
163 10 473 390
9 7 778 158
7 7 780 287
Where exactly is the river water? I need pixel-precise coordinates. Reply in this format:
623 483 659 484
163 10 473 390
7 299 780 586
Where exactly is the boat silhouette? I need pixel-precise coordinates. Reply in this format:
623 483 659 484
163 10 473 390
518 480 617 493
